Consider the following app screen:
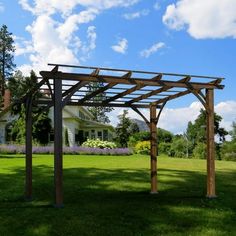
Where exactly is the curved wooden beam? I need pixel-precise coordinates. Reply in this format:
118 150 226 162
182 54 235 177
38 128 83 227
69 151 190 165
130 106 150 127
156 101 167 125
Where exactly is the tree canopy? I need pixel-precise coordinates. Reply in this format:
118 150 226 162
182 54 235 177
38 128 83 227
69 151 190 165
0 24 15 96
7 70 51 145
229 121 236 142
115 110 138 147
186 108 228 145
87 82 114 123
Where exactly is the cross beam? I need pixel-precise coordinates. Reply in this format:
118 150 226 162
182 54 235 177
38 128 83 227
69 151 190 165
22 64 224 207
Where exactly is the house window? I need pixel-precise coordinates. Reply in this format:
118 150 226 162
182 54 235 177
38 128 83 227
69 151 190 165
84 131 89 140
49 130 54 142
103 130 108 141
97 131 102 140
76 130 86 144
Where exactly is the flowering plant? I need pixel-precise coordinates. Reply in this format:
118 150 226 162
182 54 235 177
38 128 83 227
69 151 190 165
0 144 132 156
82 139 117 149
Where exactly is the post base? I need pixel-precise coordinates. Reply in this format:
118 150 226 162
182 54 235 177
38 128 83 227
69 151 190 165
54 203 64 208
150 191 159 195
25 196 33 202
206 195 217 199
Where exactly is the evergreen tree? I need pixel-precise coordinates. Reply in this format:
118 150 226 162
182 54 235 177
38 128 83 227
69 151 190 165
87 82 114 123
229 121 236 142
157 128 173 143
0 24 15 96
8 70 51 145
130 121 140 134
186 109 228 156
115 110 132 147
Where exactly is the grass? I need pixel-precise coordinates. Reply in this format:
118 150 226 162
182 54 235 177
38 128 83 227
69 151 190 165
0 154 236 236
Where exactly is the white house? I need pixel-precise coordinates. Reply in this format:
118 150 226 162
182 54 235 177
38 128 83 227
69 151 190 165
0 104 114 146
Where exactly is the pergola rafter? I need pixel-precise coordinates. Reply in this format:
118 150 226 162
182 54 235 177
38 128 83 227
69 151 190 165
23 63 224 207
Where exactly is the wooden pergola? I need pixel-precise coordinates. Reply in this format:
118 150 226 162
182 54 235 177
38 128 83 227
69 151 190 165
24 64 224 207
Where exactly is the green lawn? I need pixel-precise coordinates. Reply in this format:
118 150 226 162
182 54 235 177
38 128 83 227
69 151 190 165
0 154 236 236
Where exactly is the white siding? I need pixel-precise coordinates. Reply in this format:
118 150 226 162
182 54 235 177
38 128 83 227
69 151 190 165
63 120 78 147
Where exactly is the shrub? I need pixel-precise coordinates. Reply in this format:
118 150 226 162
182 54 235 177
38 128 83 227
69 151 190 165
135 141 150 155
159 142 171 155
82 139 117 149
193 142 206 159
128 131 150 148
221 141 236 161
0 145 133 156
0 145 25 154
169 137 187 158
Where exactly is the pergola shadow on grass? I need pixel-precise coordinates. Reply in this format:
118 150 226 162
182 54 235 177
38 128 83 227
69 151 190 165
22 64 224 207
0 157 236 236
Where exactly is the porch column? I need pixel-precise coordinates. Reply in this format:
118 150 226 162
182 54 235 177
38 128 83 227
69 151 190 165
54 78 63 207
206 89 216 198
25 96 33 200
150 104 158 193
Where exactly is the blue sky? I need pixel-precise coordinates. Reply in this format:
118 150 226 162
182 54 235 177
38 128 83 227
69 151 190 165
0 0 236 133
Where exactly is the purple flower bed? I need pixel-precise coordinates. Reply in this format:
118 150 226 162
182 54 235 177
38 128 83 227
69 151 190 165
0 145 133 156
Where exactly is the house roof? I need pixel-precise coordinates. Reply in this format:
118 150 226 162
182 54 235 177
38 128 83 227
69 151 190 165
63 106 114 130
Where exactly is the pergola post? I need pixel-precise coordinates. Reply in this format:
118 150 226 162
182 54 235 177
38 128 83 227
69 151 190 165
150 104 158 193
25 96 33 200
54 78 63 207
206 89 216 198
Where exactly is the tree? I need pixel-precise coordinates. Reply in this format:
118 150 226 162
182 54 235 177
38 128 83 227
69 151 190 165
192 142 206 159
128 131 150 148
157 128 173 143
220 121 236 161
169 136 186 158
115 110 132 147
0 24 15 96
87 82 114 123
8 70 52 145
229 121 236 142
186 109 228 147
130 121 140 134
185 109 228 159
221 141 236 161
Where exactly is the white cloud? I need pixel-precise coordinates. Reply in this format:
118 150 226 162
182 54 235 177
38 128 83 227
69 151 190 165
57 9 99 42
15 40 34 56
109 101 236 134
111 38 128 54
154 1 161 11
163 0 236 39
109 102 203 133
19 0 139 16
17 14 79 75
0 2 4 12
215 101 236 131
13 36 34 56
123 9 149 20
75 0 140 10
80 26 97 61
16 0 140 75
140 42 165 58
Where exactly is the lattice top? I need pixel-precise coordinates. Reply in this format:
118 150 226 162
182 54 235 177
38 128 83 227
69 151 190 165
35 63 224 109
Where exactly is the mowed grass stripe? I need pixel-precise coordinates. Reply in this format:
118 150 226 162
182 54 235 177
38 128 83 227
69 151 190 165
0 154 236 236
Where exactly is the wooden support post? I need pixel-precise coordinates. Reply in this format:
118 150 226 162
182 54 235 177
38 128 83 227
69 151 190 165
54 78 64 207
25 96 33 200
206 89 216 198
150 104 158 193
